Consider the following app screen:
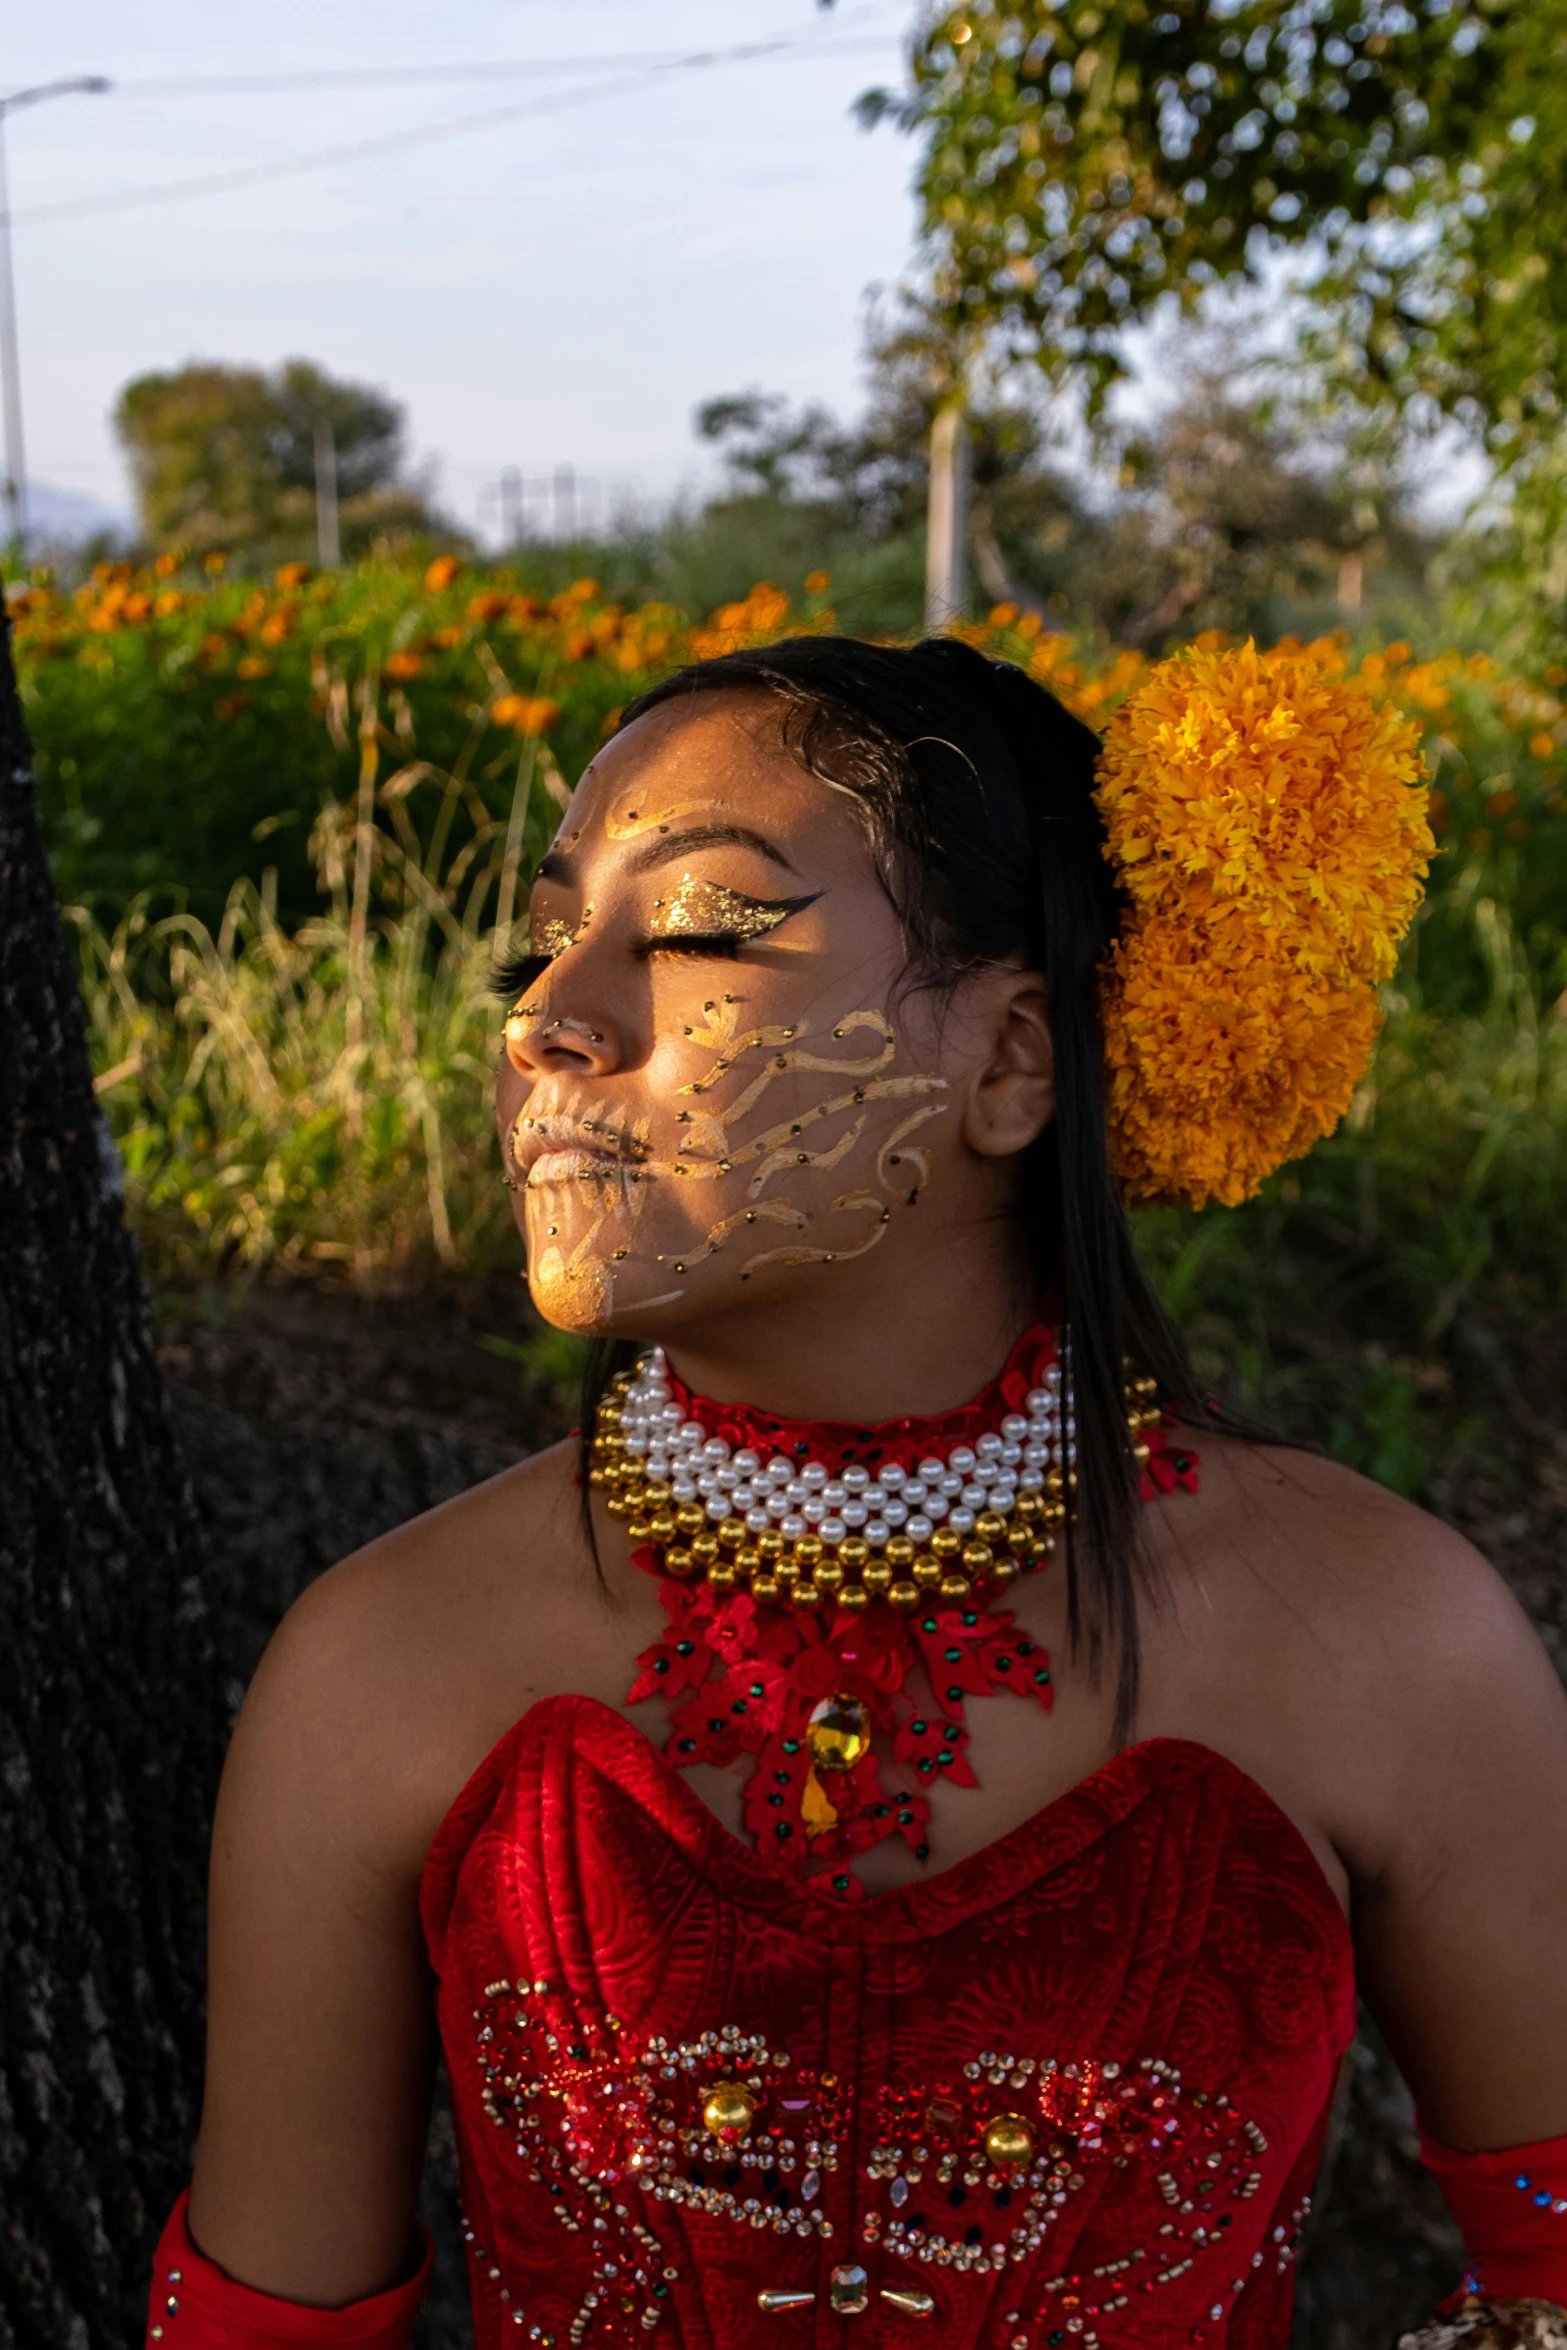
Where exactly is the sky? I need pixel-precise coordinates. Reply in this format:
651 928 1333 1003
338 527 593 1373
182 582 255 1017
4 1 918 541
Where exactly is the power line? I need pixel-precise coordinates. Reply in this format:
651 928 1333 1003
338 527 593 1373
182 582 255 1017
6 27 899 229
114 52 837 96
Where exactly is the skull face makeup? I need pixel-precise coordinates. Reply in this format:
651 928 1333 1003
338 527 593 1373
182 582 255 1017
495 693 1049 1350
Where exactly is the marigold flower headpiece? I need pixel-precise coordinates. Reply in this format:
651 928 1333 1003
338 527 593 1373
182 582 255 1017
1092 638 1434 1210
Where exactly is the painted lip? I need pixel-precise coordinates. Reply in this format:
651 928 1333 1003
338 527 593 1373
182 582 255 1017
512 1112 649 1185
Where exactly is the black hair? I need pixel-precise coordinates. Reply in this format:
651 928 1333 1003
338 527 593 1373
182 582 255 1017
543 634 1260 1730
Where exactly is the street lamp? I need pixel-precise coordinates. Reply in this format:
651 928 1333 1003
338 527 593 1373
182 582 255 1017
0 77 112 551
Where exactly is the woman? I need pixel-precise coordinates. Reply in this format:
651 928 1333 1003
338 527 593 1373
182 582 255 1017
151 636 1567 2349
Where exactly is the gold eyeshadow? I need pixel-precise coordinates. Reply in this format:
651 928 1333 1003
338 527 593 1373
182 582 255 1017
648 875 794 941
529 915 576 959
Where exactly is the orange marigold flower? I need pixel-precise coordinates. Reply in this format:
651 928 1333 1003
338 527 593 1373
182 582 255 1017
275 561 311 589
804 570 831 595
424 555 463 593
203 552 227 575
468 591 510 623
154 552 179 578
384 649 424 679
1094 637 1433 1208
491 693 561 736
1530 731 1556 759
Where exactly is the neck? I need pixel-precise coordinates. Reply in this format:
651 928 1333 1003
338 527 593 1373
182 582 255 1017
648 1223 1040 1423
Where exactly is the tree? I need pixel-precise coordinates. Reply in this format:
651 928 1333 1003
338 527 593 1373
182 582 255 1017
697 303 1090 619
863 0 1557 462
1081 346 1433 645
115 359 436 561
0 609 225 2342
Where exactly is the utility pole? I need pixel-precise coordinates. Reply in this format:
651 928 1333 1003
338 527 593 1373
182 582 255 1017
0 78 111 552
314 415 341 566
925 401 970 633
499 464 522 546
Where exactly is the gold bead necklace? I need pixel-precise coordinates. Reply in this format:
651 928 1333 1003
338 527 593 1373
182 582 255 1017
592 1344 1163 1614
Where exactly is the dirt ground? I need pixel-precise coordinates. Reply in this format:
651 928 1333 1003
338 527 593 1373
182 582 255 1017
156 1280 1567 2350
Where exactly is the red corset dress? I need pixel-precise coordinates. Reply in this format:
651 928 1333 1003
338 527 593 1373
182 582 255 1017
421 1696 1355 2350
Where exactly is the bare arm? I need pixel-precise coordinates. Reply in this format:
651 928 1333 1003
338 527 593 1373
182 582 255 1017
187 1565 439 2305
1344 1519 1567 2149
183 1445 636 2304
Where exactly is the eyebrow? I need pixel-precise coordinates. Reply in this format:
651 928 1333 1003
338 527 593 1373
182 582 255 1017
627 823 800 877
536 822 800 891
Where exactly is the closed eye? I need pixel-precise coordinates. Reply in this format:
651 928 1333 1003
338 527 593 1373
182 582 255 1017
638 931 746 960
640 887 821 959
492 950 550 1001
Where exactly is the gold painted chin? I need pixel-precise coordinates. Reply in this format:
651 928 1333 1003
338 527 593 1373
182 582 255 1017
530 1245 613 1334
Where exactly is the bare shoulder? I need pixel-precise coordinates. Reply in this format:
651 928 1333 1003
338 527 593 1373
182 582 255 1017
1147 1428 1567 1884
227 1437 648 1876
1167 1426 1532 1662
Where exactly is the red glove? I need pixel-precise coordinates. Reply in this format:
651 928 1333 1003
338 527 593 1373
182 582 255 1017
147 2194 432 2349
1421 2127 1567 2304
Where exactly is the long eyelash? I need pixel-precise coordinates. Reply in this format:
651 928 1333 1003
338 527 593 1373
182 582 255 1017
492 950 550 1002
639 932 744 961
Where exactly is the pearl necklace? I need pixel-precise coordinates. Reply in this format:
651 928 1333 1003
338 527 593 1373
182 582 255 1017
594 1341 1163 1613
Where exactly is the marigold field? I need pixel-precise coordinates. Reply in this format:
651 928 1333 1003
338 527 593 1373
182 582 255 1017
11 547 1567 1497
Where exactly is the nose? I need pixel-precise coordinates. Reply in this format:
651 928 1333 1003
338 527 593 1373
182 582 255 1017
504 1002 620 1080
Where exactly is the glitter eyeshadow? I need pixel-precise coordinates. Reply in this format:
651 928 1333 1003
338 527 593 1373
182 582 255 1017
531 916 576 958
649 876 794 941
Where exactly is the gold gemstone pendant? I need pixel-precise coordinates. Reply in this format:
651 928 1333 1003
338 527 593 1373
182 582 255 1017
805 1693 871 1773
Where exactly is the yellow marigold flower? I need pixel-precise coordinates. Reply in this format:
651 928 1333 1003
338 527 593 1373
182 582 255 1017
1095 638 1433 1208
491 693 560 736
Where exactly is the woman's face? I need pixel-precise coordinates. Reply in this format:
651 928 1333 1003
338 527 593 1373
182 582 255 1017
496 693 1043 1345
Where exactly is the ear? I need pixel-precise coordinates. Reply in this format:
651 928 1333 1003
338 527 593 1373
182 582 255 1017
961 971 1055 1158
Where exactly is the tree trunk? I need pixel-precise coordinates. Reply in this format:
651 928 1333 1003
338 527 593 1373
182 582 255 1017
924 402 970 631
0 610 223 2346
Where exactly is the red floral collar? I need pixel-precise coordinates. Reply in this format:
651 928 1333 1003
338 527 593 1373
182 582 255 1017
625 1326 1199 1899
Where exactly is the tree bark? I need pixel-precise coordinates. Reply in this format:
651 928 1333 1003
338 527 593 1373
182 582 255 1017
0 610 223 2346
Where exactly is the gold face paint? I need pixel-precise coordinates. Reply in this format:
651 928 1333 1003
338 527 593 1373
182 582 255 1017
514 988 952 1325
530 1220 614 1333
648 875 796 942
603 781 716 840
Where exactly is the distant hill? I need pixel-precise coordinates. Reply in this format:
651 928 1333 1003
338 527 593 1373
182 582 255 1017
25 481 133 549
